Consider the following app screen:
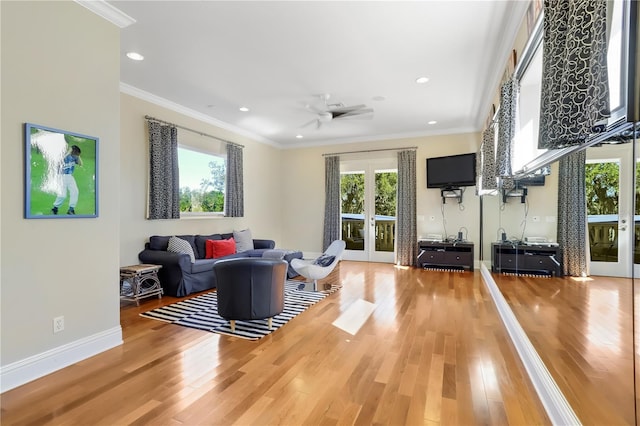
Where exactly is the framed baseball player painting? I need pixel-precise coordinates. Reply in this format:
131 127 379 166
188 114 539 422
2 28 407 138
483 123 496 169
24 123 99 219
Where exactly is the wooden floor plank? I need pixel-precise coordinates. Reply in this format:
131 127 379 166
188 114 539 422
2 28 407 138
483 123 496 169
493 273 635 425
0 262 550 425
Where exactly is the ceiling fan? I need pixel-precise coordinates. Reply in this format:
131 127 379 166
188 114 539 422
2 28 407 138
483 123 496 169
301 94 374 129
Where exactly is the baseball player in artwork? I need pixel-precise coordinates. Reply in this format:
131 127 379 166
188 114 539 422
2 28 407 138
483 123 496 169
51 144 82 215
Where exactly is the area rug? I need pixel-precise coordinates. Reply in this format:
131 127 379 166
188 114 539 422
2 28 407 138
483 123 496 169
140 281 340 340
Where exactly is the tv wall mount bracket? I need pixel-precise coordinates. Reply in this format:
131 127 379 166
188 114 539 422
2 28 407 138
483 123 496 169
441 187 464 204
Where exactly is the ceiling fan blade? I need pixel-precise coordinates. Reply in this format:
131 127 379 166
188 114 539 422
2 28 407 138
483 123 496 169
305 103 324 114
333 108 374 119
330 104 366 113
300 118 319 128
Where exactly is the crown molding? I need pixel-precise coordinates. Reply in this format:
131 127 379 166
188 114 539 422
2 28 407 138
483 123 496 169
283 126 479 150
74 0 136 28
121 82 479 151
120 83 280 148
473 0 530 130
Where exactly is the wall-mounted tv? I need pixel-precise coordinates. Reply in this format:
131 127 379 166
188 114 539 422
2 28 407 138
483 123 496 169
426 152 477 189
515 174 546 187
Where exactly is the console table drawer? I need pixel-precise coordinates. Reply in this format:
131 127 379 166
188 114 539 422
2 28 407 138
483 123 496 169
417 241 474 271
491 243 562 276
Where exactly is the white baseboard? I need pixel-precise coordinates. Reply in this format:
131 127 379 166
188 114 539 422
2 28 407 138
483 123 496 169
479 264 581 425
0 326 123 393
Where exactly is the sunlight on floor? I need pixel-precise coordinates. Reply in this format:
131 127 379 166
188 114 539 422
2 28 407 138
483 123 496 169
570 276 594 282
332 299 376 335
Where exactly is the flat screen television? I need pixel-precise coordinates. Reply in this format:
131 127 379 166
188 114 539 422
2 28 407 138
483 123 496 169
426 153 477 188
515 174 546 187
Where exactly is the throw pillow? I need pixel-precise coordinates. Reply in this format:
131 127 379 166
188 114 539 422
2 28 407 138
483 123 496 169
314 254 335 267
167 236 196 263
205 239 215 259
233 228 254 253
210 238 236 258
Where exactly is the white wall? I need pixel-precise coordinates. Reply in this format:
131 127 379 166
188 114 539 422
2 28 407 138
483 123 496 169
119 93 284 265
280 133 482 258
1 1 122 388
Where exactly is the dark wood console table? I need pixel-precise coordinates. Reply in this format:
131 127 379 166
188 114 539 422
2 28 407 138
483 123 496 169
491 242 562 277
417 240 474 271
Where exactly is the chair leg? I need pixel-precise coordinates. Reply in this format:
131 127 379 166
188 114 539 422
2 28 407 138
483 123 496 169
268 317 273 329
230 320 236 332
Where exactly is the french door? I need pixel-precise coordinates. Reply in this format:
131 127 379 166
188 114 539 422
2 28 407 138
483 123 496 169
586 144 634 277
340 158 396 263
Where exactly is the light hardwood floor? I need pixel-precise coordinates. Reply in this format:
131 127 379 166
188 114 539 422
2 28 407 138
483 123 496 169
1 262 550 425
493 273 635 425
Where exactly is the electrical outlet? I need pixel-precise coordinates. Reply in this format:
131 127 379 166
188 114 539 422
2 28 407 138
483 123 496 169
53 316 64 333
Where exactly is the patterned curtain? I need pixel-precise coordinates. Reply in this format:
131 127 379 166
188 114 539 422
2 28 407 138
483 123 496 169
396 150 417 266
225 144 244 217
480 124 497 190
322 156 340 251
557 150 588 276
539 0 610 149
148 121 179 219
497 77 519 191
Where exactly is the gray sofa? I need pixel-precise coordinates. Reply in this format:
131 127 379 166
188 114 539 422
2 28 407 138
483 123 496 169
138 233 275 297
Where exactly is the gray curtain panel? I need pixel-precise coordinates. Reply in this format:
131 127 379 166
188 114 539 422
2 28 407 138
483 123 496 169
396 150 418 266
557 150 588 276
496 77 518 179
148 121 180 219
323 156 340 251
225 144 244 217
539 0 610 149
480 124 497 190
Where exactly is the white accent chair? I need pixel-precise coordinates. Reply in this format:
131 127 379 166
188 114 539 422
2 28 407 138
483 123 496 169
291 240 346 291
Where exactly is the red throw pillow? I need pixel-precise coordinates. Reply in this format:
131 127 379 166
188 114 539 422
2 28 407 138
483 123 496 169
208 238 236 258
205 239 215 259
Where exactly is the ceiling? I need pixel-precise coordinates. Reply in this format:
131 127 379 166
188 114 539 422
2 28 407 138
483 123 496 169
109 1 528 148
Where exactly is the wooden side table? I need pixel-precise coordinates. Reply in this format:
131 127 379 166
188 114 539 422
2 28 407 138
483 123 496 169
120 264 163 306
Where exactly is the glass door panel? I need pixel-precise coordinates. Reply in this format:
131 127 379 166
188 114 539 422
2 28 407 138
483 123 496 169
587 145 633 277
341 171 366 256
371 169 397 262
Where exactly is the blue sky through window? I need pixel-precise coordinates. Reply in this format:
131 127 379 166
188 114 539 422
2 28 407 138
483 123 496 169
178 146 223 190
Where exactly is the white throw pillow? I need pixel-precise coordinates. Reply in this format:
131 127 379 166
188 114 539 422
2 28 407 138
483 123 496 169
233 228 254 252
167 236 196 263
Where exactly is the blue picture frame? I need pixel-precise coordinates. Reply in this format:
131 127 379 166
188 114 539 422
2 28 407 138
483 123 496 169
24 123 99 219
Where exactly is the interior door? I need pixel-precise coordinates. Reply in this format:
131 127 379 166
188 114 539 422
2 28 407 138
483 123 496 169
340 158 396 263
586 144 634 277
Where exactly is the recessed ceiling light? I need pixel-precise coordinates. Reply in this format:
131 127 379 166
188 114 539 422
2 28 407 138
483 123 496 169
372 96 386 101
416 77 429 84
428 120 437 125
126 52 144 61
239 106 250 112
296 134 304 139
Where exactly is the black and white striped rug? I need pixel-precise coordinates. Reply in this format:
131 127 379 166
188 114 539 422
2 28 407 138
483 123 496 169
140 281 340 340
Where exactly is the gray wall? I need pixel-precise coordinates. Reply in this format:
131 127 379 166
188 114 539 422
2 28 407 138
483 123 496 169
1 1 121 376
